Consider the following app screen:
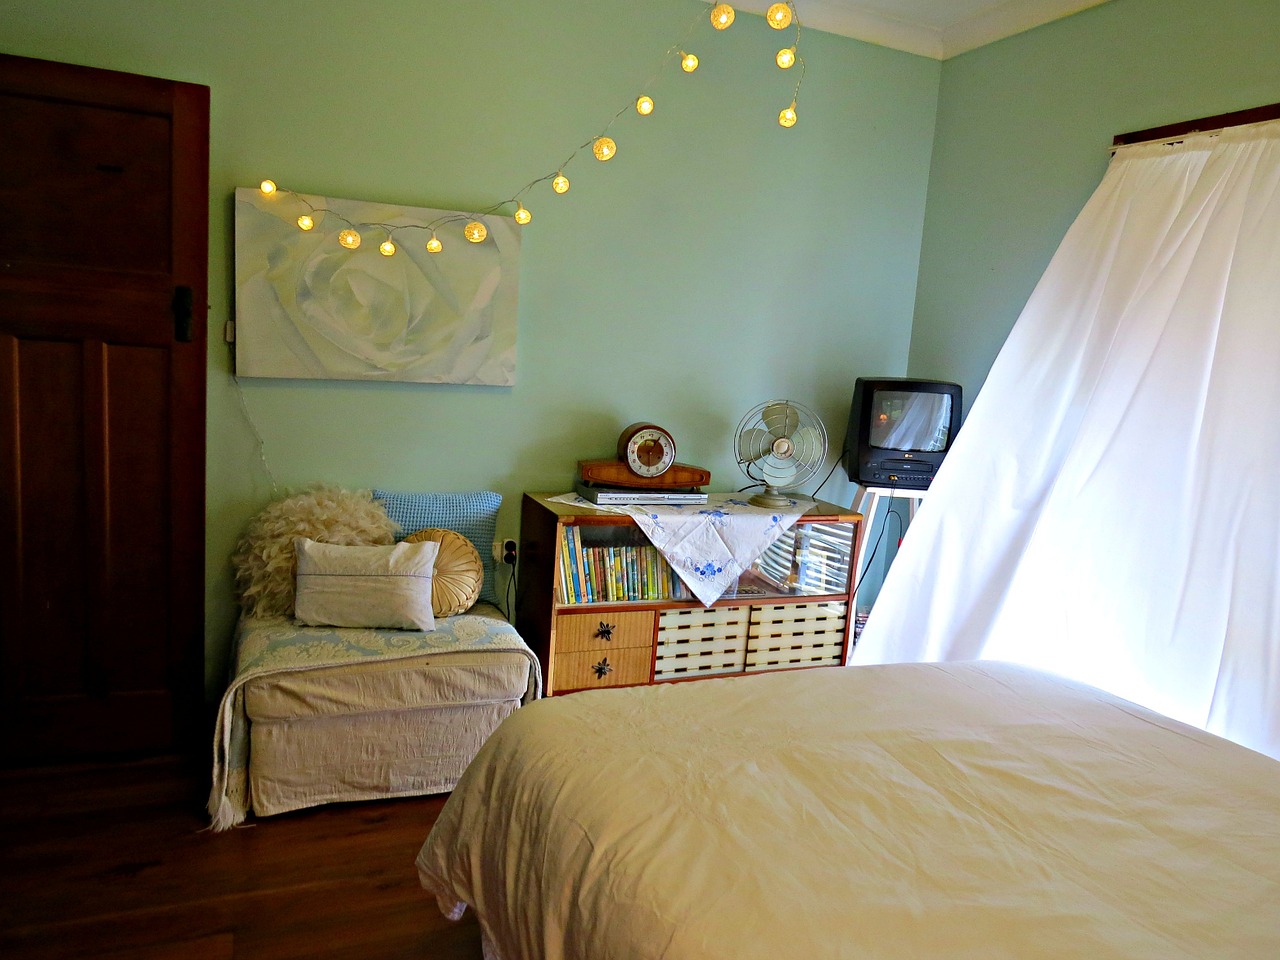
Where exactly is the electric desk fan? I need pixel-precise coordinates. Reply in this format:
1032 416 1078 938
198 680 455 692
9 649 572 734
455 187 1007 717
734 400 828 507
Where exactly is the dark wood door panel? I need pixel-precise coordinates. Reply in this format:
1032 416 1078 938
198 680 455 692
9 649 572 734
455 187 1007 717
0 54 207 763
0 275 175 342
0 91 172 274
101 342 172 693
10 337 90 695
9 690 175 761
2 336 176 757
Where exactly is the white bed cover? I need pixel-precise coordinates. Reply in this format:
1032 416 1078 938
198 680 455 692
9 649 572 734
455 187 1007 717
417 661 1280 959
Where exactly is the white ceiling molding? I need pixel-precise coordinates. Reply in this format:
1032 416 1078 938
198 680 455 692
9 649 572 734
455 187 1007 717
731 1 1113 60
938 0 1113 58
733 2 947 58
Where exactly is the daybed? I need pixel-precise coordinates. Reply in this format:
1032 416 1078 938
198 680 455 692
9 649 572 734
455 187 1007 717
209 486 541 830
417 661 1280 959
210 604 539 830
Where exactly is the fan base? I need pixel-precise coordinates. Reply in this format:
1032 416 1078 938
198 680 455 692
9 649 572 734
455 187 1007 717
749 487 796 508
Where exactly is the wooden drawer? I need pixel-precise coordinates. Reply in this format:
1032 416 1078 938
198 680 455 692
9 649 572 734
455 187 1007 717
554 610 655 653
553 645 653 690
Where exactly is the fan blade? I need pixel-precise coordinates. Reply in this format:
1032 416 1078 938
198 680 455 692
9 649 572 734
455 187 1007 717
790 425 823 459
737 427 773 464
762 402 800 439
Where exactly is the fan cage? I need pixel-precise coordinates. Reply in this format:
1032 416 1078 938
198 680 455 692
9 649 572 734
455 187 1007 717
735 400 828 490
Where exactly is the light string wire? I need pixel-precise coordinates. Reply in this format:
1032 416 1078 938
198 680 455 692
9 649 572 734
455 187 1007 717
789 4 806 107
482 3 709 220
257 3 806 251
233 377 282 498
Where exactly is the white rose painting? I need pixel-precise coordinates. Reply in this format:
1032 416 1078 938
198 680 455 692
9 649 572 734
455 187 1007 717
234 188 519 385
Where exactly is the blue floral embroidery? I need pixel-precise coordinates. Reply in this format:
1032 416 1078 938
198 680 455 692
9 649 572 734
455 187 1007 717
691 559 725 579
725 498 752 507
698 508 731 528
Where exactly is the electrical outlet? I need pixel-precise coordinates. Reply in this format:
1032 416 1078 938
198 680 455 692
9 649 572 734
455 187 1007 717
492 539 518 564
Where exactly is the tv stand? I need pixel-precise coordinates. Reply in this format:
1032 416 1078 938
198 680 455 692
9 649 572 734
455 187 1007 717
852 485 925 586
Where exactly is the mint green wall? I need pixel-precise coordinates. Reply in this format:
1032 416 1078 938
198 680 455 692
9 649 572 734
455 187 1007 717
0 0 940 693
909 0 1280 403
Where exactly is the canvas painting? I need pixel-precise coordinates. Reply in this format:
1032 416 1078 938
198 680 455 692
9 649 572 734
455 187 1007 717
234 187 519 385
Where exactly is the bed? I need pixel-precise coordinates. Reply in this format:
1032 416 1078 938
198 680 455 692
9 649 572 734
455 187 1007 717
416 661 1280 959
208 603 540 830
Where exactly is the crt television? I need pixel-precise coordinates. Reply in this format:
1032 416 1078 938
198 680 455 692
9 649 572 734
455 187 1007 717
845 377 963 491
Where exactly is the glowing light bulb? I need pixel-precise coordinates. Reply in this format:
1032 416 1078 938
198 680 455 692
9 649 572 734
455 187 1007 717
776 46 796 69
464 220 487 243
593 137 616 162
338 228 361 249
636 95 654 116
426 234 442 253
296 214 314 231
680 52 699 73
552 173 570 194
710 4 735 29
779 101 798 128
259 179 277 196
514 203 532 225
379 239 396 256
766 3 792 29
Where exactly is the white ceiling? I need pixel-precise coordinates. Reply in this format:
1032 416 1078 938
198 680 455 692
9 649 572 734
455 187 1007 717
732 0 1113 59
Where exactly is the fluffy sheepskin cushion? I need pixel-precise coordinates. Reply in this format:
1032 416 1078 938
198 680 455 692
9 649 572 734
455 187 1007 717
232 486 400 619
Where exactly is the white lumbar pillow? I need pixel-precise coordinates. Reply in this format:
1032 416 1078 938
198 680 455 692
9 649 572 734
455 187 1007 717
293 537 439 632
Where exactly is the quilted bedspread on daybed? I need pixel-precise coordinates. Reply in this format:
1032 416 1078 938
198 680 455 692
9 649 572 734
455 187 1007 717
208 603 540 831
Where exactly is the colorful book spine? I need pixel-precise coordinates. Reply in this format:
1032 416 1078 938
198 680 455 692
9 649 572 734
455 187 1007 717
574 528 592 604
580 545 593 603
565 527 582 603
557 527 572 603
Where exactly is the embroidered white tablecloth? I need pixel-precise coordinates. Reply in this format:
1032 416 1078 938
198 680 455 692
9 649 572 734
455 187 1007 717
550 493 813 605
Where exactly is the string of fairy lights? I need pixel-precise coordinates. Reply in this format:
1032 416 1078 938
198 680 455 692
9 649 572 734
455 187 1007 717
255 2 805 257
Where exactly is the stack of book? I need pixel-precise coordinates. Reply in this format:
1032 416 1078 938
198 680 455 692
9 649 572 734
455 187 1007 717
557 527 693 604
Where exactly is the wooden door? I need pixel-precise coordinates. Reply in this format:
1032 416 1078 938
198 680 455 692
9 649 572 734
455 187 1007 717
0 55 209 762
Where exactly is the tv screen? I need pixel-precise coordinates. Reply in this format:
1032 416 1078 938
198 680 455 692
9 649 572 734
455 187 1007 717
845 378 962 490
868 389 955 453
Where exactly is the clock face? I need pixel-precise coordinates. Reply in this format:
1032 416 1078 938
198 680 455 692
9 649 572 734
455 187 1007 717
620 424 677 478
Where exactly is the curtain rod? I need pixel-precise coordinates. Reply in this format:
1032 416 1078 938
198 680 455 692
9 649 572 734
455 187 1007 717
1110 102 1280 155
1107 127 1226 154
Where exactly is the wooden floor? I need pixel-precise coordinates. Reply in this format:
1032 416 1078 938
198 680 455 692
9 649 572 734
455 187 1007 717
0 757 482 960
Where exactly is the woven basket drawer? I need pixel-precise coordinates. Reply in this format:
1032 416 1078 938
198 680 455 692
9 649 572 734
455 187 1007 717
655 607 749 680
554 610 655 653
552 645 652 690
744 602 847 672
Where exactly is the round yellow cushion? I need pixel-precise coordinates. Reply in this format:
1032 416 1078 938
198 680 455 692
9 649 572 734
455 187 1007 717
403 527 484 617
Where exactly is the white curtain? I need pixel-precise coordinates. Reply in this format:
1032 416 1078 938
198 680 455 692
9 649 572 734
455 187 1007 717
853 119 1280 761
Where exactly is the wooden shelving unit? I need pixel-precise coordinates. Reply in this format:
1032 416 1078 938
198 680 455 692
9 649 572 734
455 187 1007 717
516 493 863 695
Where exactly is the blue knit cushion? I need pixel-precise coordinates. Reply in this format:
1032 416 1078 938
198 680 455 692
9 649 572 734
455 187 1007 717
374 490 501 604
